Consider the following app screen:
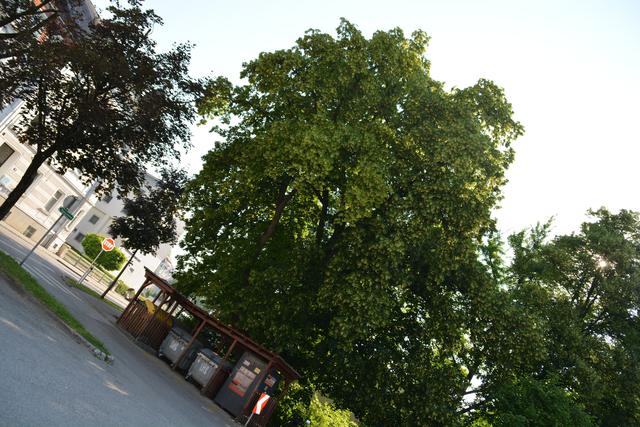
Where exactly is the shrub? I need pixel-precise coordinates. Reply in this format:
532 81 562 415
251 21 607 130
81 233 127 271
115 280 130 296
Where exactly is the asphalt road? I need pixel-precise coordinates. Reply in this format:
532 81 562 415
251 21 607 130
0 225 237 427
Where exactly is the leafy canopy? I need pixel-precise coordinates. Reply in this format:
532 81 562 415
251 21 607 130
0 0 206 219
497 209 640 426
0 0 81 61
109 167 188 255
177 20 522 426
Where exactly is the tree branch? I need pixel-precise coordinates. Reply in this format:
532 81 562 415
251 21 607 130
315 188 329 245
241 178 298 288
580 275 601 318
0 0 56 28
254 181 297 257
0 11 59 41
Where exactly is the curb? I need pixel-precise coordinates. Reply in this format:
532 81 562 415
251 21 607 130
0 270 114 365
56 314 114 364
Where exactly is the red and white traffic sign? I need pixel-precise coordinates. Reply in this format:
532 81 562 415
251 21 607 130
253 393 270 415
101 238 116 252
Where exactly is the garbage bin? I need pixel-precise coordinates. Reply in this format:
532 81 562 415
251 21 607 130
158 327 202 370
186 349 232 387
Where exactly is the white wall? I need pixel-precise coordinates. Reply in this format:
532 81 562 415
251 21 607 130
64 177 184 291
0 113 95 251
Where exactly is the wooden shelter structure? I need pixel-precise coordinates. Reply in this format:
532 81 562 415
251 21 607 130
117 269 300 426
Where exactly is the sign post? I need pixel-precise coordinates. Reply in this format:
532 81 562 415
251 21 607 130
19 206 75 266
244 393 270 427
77 238 115 285
59 206 74 220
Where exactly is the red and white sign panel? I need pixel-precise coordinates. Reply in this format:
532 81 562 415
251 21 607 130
101 238 116 252
253 393 270 415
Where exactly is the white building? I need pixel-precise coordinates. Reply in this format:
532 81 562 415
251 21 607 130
0 105 184 290
65 174 183 287
0 0 183 289
0 102 95 253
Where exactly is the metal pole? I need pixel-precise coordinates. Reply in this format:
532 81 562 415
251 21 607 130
101 248 137 298
20 213 64 266
244 412 254 427
77 247 104 285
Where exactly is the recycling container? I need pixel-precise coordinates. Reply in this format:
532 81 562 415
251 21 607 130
158 327 202 370
186 349 232 387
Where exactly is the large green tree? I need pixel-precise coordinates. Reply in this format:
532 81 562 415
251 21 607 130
0 0 204 219
177 21 522 425
495 209 640 426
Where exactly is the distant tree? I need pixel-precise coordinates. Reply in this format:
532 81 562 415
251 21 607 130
100 167 187 298
498 209 640 426
177 20 522 425
81 233 126 271
0 0 205 220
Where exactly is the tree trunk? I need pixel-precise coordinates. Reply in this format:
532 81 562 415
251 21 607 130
241 183 297 289
101 248 138 299
253 185 297 260
0 152 47 220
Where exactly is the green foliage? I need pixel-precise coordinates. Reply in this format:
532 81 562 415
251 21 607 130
114 280 130 296
482 377 594 427
81 234 126 271
499 209 640 426
309 395 357 427
109 167 188 255
0 0 206 219
270 381 314 426
177 20 521 426
0 250 109 354
309 396 357 427
271 383 356 427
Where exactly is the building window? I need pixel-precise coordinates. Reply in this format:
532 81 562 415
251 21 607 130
44 190 64 212
23 226 36 238
102 194 113 203
88 214 100 224
74 232 85 243
0 143 15 168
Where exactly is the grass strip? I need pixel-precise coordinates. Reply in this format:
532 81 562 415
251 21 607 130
64 277 124 313
0 251 110 355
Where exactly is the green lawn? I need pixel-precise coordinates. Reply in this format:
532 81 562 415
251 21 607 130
64 277 124 313
0 251 110 355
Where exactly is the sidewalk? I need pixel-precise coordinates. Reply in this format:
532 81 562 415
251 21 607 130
57 255 129 308
0 221 236 427
0 221 129 308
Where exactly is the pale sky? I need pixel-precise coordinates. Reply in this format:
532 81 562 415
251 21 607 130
95 0 640 238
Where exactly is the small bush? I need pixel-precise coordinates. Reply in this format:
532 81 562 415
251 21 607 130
81 233 127 271
115 280 129 296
